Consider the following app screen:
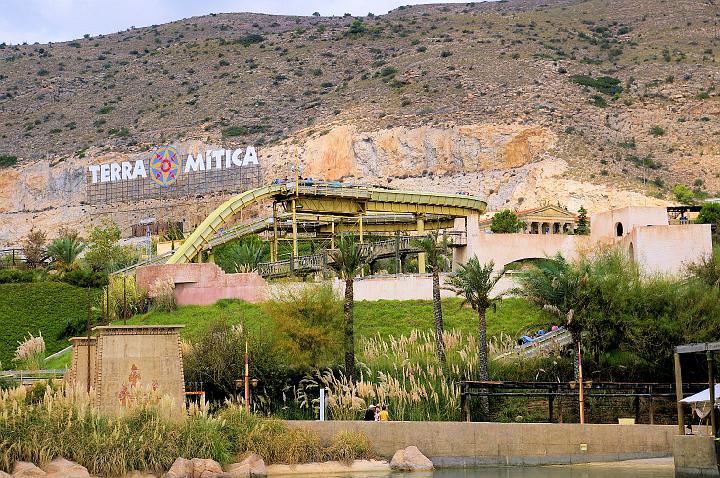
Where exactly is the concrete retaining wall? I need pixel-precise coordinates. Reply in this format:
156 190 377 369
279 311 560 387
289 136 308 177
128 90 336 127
674 435 719 477
286 421 676 466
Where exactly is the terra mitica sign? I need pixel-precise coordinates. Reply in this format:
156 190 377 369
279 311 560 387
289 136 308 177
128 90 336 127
86 145 262 204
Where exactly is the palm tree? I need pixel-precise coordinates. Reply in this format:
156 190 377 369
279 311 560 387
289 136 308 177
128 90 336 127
328 234 364 382
516 253 592 423
414 233 450 363
47 237 85 272
516 254 589 380
445 256 505 416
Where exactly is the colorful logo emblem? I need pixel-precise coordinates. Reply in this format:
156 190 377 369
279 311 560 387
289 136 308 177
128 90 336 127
149 146 181 186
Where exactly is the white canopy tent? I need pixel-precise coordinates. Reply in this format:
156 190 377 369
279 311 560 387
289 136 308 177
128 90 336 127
680 384 720 405
680 384 720 434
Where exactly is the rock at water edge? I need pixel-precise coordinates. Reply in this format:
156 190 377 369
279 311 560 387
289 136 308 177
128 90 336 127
390 446 434 471
190 458 223 478
43 458 90 478
163 458 193 478
236 453 266 477
12 462 46 477
220 463 250 478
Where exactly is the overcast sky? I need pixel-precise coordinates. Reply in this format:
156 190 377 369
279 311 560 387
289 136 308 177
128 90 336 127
0 0 470 45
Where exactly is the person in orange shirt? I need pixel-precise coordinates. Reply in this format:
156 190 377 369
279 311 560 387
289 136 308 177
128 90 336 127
379 405 390 421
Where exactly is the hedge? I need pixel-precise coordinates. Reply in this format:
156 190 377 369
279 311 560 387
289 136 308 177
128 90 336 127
0 282 101 369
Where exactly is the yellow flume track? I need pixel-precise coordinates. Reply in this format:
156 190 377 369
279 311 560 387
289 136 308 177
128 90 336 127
167 184 486 264
167 184 287 264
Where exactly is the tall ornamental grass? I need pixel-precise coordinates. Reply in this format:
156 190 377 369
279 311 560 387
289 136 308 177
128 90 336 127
294 328 544 421
0 382 374 476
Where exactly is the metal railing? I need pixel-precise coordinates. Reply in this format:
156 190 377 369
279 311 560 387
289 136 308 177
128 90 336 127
0 369 67 385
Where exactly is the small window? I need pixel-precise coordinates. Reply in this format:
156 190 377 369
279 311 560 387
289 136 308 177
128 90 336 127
615 222 624 237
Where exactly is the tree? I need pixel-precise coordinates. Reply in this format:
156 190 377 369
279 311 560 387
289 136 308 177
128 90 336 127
686 246 720 288
21 228 47 268
576 206 590 235
84 221 135 272
265 284 343 369
673 184 695 204
47 237 85 272
328 234 364 381
695 202 720 226
490 210 525 233
312 11 320 16
215 236 268 273
517 254 591 379
445 256 505 416
413 233 451 362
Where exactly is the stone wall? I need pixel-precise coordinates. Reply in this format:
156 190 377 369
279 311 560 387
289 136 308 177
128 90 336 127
136 263 268 305
287 421 676 466
673 435 719 477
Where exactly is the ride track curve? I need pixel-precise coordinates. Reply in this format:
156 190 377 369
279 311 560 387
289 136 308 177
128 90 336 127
166 183 487 265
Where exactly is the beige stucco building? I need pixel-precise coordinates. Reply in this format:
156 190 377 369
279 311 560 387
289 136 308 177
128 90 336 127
460 206 712 276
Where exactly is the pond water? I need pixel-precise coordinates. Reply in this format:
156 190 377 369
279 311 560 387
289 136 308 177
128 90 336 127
286 466 674 478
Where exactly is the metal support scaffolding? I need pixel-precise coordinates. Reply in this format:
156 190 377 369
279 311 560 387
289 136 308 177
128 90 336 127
416 214 426 273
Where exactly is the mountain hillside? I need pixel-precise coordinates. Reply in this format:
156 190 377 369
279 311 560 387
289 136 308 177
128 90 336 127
0 0 718 243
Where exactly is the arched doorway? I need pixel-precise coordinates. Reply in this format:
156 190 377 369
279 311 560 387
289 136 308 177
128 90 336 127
615 222 624 237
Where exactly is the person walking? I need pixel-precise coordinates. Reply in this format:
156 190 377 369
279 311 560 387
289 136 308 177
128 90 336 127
379 405 390 421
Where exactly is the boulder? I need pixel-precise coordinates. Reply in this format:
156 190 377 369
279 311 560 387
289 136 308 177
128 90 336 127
43 458 90 478
120 472 158 478
219 463 250 478
0 471 10 478
163 458 192 478
12 462 46 477
389 446 433 471
189 458 223 478
235 454 265 477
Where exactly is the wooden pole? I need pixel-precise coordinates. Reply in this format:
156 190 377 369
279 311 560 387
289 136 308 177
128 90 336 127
244 339 250 414
708 351 716 437
86 287 92 393
578 342 585 424
291 199 298 259
674 352 685 435
649 384 655 425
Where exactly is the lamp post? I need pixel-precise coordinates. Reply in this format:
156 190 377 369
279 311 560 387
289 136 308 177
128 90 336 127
245 339 250 413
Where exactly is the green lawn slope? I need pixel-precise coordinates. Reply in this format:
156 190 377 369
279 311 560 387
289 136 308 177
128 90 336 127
0 282 100 368
118 297 549 342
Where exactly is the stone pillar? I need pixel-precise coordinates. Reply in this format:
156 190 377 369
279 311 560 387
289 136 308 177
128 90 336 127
68 337 97 393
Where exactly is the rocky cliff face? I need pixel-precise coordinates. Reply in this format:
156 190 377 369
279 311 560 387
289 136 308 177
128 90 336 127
0 122 668 245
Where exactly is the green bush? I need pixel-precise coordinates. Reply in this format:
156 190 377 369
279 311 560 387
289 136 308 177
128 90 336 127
0 269 34 284
235 33 265 46
0 155 17 168
61 269 108 288
264 284 343 369
570 75 622 95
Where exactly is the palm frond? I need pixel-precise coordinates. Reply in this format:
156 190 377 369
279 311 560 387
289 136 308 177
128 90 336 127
328 234 364 280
